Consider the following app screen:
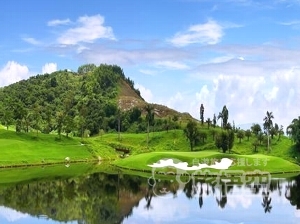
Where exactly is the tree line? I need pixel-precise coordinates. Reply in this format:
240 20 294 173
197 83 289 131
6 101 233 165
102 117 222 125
184 104 300 152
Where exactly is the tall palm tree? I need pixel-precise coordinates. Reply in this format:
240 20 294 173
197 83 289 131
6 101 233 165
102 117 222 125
262 190 272 213
145 104 154 147
206 118 211 129
263 111 274 152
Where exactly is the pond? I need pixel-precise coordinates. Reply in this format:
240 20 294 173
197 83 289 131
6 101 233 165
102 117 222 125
0 165 299 224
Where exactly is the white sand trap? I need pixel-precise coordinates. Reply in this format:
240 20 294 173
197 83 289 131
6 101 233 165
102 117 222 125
148 158 233 170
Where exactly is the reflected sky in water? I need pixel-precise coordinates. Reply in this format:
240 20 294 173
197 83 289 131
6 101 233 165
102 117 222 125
123 182 300 224
0 206 77 224
0 170 299 224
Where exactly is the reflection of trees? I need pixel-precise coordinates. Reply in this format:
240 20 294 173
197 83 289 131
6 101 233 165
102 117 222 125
199 183 203 209
145 178 154 210
286 175 300 209
183 178 197 199
2 172 300 222
216 184 231 209
262 190 272 213
0 172 147 224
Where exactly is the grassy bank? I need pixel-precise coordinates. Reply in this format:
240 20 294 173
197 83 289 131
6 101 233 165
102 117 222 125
113 151 300 174
1 124 300 175
0 128 99 166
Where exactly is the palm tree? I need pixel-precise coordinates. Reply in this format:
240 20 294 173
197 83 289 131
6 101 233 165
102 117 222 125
263 111 274 152
206 118 211 129
217 105 229 129
262 190 272 213
222 105 229 128
212 114 217 128
145 104 154 147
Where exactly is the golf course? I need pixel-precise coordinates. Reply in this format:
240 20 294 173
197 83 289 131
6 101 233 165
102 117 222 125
1 121 300 176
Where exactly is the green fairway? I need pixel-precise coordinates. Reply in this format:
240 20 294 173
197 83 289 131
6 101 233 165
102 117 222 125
0 129 97 166
1 124 300 176
113 151 300 174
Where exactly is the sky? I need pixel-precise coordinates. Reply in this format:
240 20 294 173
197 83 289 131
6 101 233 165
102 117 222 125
1 0 300 129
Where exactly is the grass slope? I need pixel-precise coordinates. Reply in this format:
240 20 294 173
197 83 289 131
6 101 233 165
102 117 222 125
113 151 300 174
0 128 96 166
1 122 300 175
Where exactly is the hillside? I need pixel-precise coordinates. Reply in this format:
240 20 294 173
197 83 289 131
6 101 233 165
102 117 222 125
0 64 194 137
118 79 193 122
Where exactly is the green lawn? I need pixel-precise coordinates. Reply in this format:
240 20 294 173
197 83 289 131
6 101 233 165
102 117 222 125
0 128 97 166
113 151 300 174
1 123 300 175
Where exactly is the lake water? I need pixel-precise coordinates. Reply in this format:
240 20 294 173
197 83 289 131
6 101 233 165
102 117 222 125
0 165 299 224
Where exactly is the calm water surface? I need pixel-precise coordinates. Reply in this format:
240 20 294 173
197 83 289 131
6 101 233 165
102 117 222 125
0 166 299 224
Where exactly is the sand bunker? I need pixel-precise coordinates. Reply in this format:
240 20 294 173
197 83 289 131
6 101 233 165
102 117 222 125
148 158 233 170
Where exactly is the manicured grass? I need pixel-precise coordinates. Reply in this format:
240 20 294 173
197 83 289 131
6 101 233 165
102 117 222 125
0 129 97 166
113 151 300 174
1 123 300 175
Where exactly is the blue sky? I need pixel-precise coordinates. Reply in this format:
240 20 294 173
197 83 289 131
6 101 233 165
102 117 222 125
1 0 300 128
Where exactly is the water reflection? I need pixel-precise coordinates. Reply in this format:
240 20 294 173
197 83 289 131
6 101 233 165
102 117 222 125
0 169 299 224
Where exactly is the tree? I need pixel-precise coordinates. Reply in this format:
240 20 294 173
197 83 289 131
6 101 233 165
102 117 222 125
145 104 155 147
32 103 42 137
287 117 300 145
257 131 264 145
56 111 64 139
77 64 96 74
206 118 211 129
199 131 207 143
263 111 274 152
184 120 199 151
277 125 284 141
0 107 13 130
212 114 217 128
269 127 277 139
215 130 234 153
251 123 262 136
245 129 251 141
64 115 76 137
200 104 204 125
253 140 259 152
237 130 244 143
222 106 229 128
210 129 217 141
217 105 229 129
217 112 223 128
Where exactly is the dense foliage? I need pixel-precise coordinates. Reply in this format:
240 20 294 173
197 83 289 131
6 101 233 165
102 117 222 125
0 64 179 137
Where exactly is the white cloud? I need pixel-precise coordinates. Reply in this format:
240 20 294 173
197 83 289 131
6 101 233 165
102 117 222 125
42 63 57 74
47 18 71 26
279 20 300 29
0 206 28 222
155 61 190 70
168 19 223 47
57 14 116 45
79 47 190 66
22 37 42 46
135 83 153 102
0 61 30 87
139 69 157 75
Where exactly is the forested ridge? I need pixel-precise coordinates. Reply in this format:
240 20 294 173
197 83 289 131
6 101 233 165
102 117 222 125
0 64 182 137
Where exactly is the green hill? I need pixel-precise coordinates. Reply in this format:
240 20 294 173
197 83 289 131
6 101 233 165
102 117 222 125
0 64 193 137
0 63 299 173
